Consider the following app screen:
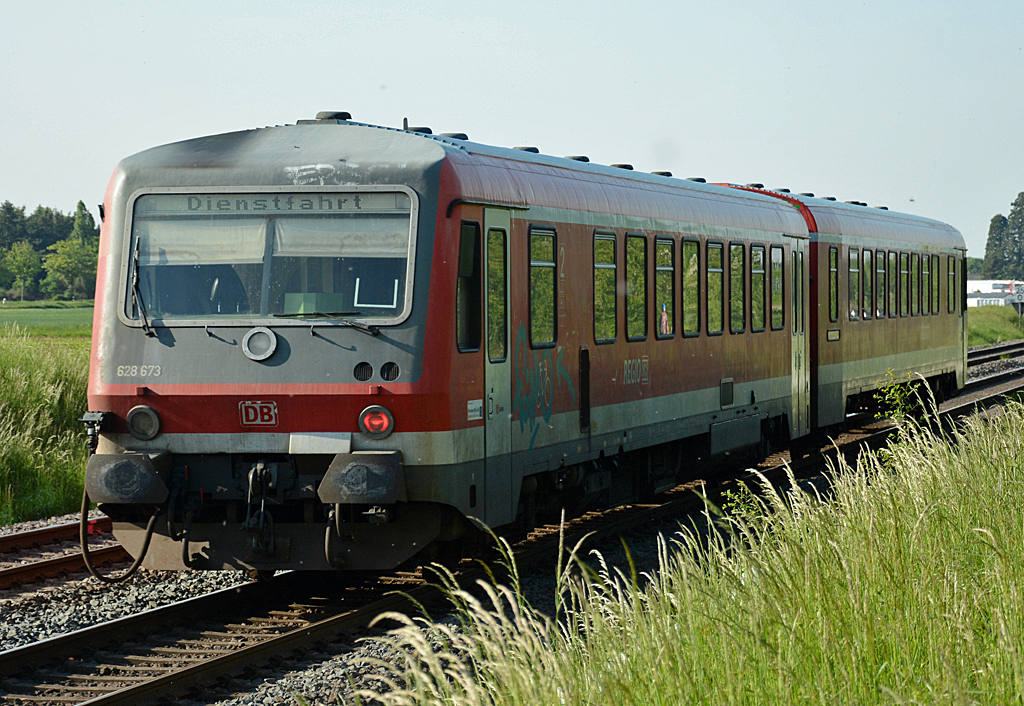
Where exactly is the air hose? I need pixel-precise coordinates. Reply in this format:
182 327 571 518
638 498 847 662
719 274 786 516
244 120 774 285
80 487 159 584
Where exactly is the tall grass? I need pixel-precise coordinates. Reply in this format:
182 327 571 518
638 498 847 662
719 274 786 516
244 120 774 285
358 405 1024 705
0 324 89 523
968 304 1023 346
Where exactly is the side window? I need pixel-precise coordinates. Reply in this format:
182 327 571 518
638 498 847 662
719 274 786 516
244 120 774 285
682 239 700 336
529 228 556 347
863 249 873 320
932 254 940 314
911 253 920 315
888 251 898 317
921 254 930 315
655 238 674 338
792 249 804 334
593 233 617 343
456 221 481 352
730 243 745 333
848 247 860 321
876 251 887 318
770 245 784 330
626 234 647 341
707 242 724 335
486 229 507 361
751 245 765 332
947 254 955 313
829 246 839 323
900 252 909 316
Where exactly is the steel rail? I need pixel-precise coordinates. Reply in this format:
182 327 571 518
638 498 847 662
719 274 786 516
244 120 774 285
0 544 130 590
968 339 1024 366
0 517 111 555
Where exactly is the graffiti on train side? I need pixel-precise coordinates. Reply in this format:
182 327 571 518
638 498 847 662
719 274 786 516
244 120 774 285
512 323 576 450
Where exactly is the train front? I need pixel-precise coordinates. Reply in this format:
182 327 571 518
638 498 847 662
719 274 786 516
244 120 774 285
85 119 466 573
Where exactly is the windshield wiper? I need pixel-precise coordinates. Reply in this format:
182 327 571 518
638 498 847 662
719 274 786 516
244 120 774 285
131 238 155 337
272 311 363 318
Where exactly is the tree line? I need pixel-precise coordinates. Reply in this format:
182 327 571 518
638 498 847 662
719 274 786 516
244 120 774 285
0 200 99 301
981 192 1024 279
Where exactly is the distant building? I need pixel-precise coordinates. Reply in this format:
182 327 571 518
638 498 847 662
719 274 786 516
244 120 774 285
966 280 1023 307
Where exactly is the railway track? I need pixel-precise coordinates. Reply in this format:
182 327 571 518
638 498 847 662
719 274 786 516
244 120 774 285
2 363 1023 705
0 518 129 590
967 338 1024 366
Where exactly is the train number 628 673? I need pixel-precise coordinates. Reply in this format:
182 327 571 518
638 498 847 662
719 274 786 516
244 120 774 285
116 365 162 377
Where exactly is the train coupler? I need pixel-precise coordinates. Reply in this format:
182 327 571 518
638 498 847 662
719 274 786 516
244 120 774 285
242 461 277 557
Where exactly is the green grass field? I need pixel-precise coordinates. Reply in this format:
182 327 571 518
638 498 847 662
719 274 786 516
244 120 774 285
0 301 93 338
967 304 1024 346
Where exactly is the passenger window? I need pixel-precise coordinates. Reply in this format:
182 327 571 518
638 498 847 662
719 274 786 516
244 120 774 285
707 242 724 335
626 235 647 341
486 229 507 361
888 251 898 317
900 252 909 316
829 246 839 323
932 254 940 313
751 245 765 332
792 250 804 334
593 233 617 343
863 249 873 319
655 238 674 338
848 247 860 321
911 253 920 315
682 239 700 336
730 243 745 333
770 245 784 330
456 222 481 352
947 255 955 313
529 228 556 347
921 254 930 315
876 251 887 318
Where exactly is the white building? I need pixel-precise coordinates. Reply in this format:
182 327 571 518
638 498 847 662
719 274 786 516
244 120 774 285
966 280 1023 307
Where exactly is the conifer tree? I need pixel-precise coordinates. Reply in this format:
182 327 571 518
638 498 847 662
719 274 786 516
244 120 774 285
982 214 1009 278
1007 192 1024 280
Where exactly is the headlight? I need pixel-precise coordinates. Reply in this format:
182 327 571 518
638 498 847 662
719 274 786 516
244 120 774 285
126 405 161 440
359 405 394 440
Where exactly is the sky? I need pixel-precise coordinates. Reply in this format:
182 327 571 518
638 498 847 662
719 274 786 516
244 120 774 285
1 0 1021 256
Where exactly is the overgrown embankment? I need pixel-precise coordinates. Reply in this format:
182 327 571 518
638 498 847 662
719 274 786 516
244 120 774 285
360 405 1024 705
0 324 89 523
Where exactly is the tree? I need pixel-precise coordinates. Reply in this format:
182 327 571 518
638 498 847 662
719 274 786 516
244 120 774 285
26 205 74 250
42 202 99 299
0 201 27 251
1007 192 1024 279
4 241 42 300
981 214 1009 279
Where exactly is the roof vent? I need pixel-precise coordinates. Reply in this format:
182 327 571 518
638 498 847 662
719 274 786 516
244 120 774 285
651 171 673 177
775 188 791 193
316 111 352 121
409 126 433 134
686 177 707 183
611 163 634 170
514 146 540 153
874 206 889 210
441 132 468 140
566 155 590 162
798 192 815 197
823 196 837 201
746 183 765 189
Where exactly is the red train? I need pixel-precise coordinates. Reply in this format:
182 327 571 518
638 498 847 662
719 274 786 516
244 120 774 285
82 113 966 574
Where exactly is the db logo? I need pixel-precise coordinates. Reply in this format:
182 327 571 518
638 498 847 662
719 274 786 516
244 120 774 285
239 400 278 426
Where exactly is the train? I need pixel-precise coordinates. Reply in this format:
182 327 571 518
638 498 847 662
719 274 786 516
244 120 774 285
82 112 966 576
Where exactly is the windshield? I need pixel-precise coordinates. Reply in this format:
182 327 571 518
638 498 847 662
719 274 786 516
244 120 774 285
127 191 414 322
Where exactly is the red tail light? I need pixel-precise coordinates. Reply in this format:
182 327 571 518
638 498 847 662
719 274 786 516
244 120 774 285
359 405 394 440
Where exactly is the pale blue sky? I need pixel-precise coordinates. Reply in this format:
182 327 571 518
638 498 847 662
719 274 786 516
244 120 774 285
1 0 1021 254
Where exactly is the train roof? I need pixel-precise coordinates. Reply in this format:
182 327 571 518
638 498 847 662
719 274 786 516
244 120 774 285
117 116 961 250
116 118 811 240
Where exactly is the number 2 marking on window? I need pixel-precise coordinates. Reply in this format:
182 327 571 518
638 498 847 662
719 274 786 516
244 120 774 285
559 246 565 279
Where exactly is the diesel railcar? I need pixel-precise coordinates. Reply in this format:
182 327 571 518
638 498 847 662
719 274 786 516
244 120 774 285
83 113 966 574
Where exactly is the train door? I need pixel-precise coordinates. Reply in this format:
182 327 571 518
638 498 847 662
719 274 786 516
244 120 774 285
482 208 515 526
790 237 810 438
